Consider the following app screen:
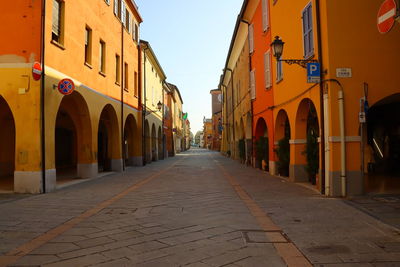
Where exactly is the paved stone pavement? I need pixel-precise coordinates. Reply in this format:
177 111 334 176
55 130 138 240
0 149 400 266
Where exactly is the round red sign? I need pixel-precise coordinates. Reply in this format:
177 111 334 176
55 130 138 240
32 62 42 81
57 79 75 95
377 0 397 34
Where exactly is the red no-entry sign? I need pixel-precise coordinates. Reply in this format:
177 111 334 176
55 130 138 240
32 62 42 81
377 0 397 34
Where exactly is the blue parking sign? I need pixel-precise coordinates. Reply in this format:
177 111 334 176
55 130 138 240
307 63 320 83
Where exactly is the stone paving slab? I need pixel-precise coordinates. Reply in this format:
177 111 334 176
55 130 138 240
0 149 399 266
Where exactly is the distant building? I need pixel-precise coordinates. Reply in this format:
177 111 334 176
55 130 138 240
203 118 213 149
210 89 222 151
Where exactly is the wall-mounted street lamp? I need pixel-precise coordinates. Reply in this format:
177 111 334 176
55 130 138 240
145 101 162 116
271 36 318 69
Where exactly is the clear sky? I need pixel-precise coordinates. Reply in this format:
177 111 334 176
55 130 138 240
135 0 243 134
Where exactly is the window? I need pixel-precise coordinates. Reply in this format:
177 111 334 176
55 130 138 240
85 27 92 65
114 0 119 17
115 54 120 84
99 40 106 73
52 0 64 44
302 3 314 58
134 24 139 42
134 71 138 96
124 63 129 91
121 1 126 26
250 70 256 100
249 24 254 54
264 51 271 88
127 11 132 33
276 58 283 82
262 0 269 31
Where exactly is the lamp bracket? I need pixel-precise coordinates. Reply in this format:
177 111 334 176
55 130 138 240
279 59 319 69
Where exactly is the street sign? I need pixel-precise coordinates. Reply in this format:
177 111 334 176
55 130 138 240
307 62 320 83
336 68 352 78
58 78 75 95
32 62 42 81
377 0 397 34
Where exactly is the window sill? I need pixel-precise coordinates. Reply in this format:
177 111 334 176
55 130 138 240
84 62 93 69
276 77 284 84
50 40 65 50
99 71 106 77
124 88 129 92
115 82 121 86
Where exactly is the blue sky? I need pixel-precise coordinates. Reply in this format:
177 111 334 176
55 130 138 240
135 0 243 134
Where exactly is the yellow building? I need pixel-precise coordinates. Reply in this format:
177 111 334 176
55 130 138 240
220 4 254 162
0 0 143 193
140 41 166 164
174 87 184 153
270 0 400 196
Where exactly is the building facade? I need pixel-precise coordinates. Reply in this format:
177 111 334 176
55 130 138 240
0 0 143 193
140 40 166 164
210 89 223 151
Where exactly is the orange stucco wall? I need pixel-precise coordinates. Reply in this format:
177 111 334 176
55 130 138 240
251 0 275 161
44 0 140 110
0 2 42 63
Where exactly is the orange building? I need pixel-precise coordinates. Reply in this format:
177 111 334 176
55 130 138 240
247 0 275 172
0 0 143 193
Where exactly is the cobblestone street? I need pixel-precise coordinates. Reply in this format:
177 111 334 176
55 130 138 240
0 149 400 267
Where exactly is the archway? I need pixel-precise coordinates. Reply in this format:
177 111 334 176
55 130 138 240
364 93 400 194
158 126 163 160
275 110 291 177
124 114 138 166
144 120 151 164
55 92 92 182
98 104 120 172
0 96 15 191
245 113 252 165
151 124 157 161
255 118 268 170
295 99 320 185
238 118 246 162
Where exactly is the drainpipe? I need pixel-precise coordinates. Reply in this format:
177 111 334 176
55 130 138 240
338 89 346 197
40 0 46 193
323 79 346 197
142 46 148 165
315 0 326 195
225 68 234 157
121 21 125 171
137 42 142 165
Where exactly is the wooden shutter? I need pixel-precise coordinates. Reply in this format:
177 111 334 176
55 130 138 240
250 70 256 100
249 24 254 54
135 24 139 42
264 51 271 88
52 0 60 35
262 0 269 31
121 1 126 25
128 12 132 33
302 4 314 58
114 0 118 15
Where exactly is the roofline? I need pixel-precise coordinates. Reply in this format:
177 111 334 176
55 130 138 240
140 40 167 80
166 82 183 104
127 0 143 23
220 0 249 87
